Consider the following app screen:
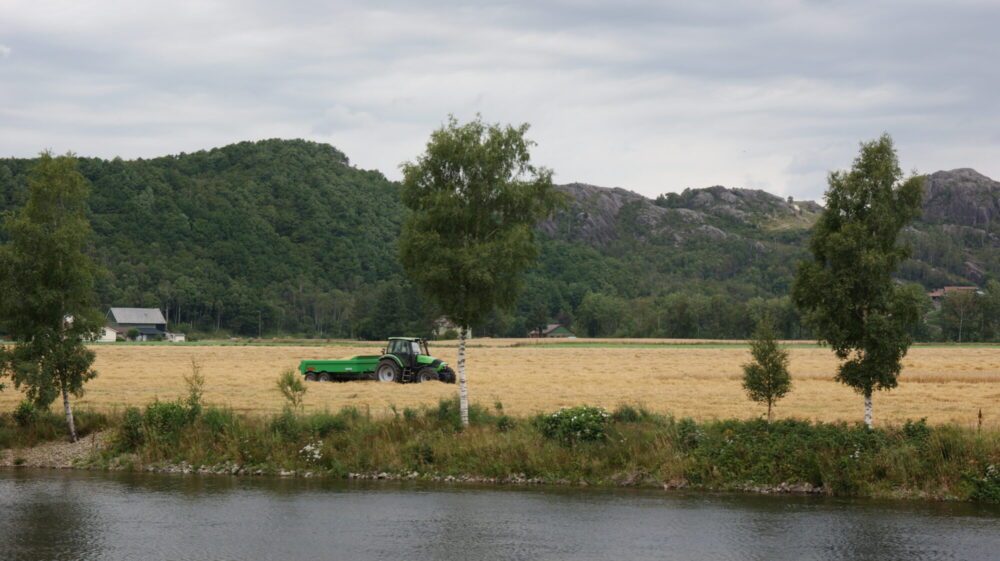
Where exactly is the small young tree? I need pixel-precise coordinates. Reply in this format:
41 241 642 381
792 134 924 428
399 116 563 426
0 152 104 442
742 318 791 423
277 368 307 411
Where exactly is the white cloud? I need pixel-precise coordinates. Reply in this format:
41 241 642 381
0 44 10 58
0 0 998 200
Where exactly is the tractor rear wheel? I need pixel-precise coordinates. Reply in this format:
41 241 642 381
318 372 332 382
416 367 439 383
304 372 318 382
375 360 401 383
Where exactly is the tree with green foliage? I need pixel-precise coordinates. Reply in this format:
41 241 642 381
0 152 104 441
526 303 549 339
741 318 791 423
276 368 306 411
940 289 980 343
792 134 925 428
399 116 563 426
576 292 625 337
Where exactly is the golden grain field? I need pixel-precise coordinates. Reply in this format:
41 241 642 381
1 341 998 427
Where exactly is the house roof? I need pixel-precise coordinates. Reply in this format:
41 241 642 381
531 324 574 336
109 307 167 325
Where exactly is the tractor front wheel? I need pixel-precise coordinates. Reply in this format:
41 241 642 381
375 360 401 383
416 367 439 383
439 367 456 384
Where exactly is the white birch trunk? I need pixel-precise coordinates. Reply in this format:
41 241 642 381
63 388 77 443
458 326 469 427
864 392 873 429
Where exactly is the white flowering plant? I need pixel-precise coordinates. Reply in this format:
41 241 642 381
536 405 610 445
970 463 1000 503
300 440 323 464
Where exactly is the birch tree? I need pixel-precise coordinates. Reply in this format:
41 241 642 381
0 152 103 442
741 317 791 423
792 134 924 428
399 116 562 426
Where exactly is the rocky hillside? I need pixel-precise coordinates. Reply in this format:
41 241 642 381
923 168 1000 226
540 169 1000 291
541 182 823 247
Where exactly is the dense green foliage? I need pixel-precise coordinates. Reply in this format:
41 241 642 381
793 134 925 426
0 140 430 339
0 138 997 341
0 153 105 441
741 319 791 422
399 116 562 330
28 400 993 502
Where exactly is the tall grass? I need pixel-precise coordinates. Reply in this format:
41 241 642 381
0 401 109 449
69 399 1000 502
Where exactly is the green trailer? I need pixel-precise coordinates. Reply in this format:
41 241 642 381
299 337 456 384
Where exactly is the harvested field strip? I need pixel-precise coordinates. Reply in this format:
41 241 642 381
521 343 822 349
0 343 997 427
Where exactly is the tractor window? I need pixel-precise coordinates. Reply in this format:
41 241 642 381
411 341 421 355
388 340 407 355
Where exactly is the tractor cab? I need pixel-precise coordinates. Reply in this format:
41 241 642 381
385 337 428 368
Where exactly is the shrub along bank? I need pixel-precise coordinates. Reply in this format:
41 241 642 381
0 402 108 450
3 399 999 502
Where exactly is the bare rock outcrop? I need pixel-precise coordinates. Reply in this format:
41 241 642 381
923 168 1000 227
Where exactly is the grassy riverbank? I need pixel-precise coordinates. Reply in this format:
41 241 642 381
3 398 998 502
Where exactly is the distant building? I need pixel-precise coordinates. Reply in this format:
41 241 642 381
529 323 576 338
106 307 168 341
95 327 117 343
433 317 470 339
928 286 980 307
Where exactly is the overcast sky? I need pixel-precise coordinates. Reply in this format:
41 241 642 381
2 1 998 200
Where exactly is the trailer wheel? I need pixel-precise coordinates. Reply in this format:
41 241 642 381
304 372 318 382
416 367 439 383
318 372 332 382
375 360 401 383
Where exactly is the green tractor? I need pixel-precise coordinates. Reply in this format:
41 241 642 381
375 337 456 384
298 337 456 384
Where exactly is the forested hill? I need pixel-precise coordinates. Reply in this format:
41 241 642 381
2 139 999 341
0 140 409 337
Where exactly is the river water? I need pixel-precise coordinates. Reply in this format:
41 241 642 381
2 469 999 561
